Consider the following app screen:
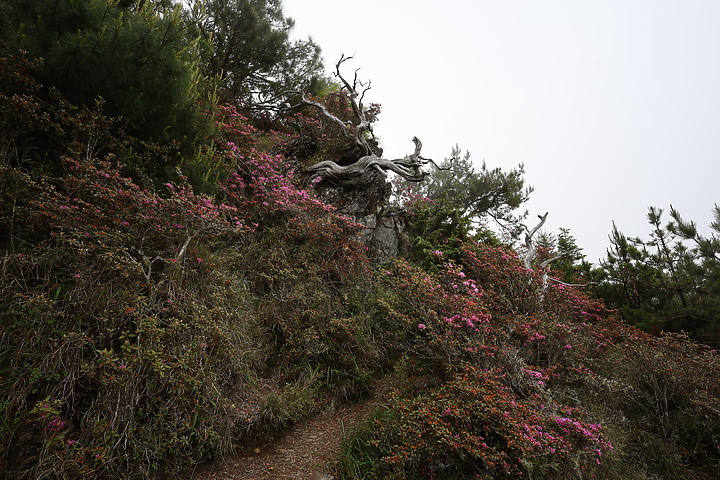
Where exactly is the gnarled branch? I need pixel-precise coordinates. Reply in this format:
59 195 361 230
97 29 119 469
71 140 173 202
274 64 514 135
302 56 443 183
306 137 434 182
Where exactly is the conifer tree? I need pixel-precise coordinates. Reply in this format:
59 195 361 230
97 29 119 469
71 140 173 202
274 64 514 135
0 0 205 145
185 0 326 110
408 146 532 235
596 206 720 345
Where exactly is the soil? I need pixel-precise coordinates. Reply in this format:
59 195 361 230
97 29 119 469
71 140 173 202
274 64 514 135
191 378 394 480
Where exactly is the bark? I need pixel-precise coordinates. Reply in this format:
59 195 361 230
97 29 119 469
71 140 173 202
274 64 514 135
305 137 431 183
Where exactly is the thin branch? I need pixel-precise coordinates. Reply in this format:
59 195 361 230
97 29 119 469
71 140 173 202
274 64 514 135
547 277 598 287
540 254 565 268
176 230 201 262
301 94 353 140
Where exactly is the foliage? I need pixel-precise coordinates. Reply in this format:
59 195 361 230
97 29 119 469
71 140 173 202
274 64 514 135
184 0 327 109
0 55 127 174
0 54 206 189
535 227 593 285
401 195 479 270
392 146 529 269
0 158 259 478
595 206 720 346
338 242 720 479
0 0 208 145
397 146 532 236
1 12 719 479
0 87 407 477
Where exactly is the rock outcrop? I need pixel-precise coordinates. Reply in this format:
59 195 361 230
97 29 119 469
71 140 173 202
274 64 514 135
314 169 406 264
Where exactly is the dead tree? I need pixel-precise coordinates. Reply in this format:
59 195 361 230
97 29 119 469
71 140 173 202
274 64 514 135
302 55 445 183
523 213 561 292
524 213 595 291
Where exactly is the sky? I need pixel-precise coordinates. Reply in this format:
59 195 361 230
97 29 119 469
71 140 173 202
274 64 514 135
282 0 720 264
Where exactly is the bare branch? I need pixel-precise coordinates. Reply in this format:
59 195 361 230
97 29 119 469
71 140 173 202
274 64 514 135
540 254 565 268
299 57 450 184
547 277 598 287
301 94 354 141
333 55 373 156
524 212 548 269
176 230 201 262
306 139 431 183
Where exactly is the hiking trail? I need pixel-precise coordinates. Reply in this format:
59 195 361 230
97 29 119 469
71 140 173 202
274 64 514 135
192 378 394 480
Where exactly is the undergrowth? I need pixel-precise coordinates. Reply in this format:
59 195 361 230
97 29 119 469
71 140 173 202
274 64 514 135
1 53 719 480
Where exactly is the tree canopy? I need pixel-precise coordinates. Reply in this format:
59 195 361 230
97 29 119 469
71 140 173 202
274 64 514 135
0 0 205 144
595 206 720 346
185 0 327 110
399 146 532 234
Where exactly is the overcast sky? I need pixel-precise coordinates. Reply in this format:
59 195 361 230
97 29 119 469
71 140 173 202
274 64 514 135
283 0 720 264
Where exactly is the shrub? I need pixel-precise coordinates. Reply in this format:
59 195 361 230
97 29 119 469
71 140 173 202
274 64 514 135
338 241 720 479
0 158 264 478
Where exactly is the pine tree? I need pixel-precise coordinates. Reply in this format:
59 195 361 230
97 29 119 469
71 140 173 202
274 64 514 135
407 146 532 235
0 0 205 145
596 206 720 345
185 0 327 109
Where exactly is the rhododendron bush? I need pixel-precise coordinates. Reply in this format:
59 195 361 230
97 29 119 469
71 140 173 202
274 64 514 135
340 243 720 479
2 52 719 480
0 158 256 477
0 98 382 478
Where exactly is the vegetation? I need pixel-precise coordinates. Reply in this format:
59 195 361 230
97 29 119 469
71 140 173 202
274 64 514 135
185 0 328 109
1 1 718 479
0 0 207 146
593 206 720 347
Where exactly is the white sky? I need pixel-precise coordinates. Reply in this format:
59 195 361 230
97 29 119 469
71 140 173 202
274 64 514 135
283 0 720 264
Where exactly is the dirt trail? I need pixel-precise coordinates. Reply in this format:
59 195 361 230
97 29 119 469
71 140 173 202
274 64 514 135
192 380 393 480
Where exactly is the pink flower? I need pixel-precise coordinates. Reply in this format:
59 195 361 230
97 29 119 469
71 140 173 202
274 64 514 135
418 324 427 330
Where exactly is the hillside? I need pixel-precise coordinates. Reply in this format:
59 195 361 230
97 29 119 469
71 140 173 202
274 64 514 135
2 2 720 479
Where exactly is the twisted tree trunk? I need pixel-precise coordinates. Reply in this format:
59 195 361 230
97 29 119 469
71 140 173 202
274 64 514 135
305 137 431 183
301 55 445 184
